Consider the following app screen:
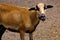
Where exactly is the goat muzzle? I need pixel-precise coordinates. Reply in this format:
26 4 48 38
39 14 46 21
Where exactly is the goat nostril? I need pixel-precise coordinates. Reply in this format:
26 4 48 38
39 14 46 21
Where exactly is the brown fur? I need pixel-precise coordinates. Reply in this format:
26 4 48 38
0 3 40 40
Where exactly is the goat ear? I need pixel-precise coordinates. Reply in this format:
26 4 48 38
44 5 53 9
29 7 36 11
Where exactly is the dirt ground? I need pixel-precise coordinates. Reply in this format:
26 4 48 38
0 0 60 40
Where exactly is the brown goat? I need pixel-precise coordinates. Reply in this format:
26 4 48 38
0 3 53 40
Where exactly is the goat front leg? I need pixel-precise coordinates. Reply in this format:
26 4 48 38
29 33 33 40
20 30 25 40
0 25 6 40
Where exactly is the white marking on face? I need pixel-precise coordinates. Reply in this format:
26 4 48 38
37 3 45 14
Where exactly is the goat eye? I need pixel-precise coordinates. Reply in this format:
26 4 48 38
44 4 47 9
36 5 40 11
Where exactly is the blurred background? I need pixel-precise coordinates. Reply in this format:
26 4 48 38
0 0 60 40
